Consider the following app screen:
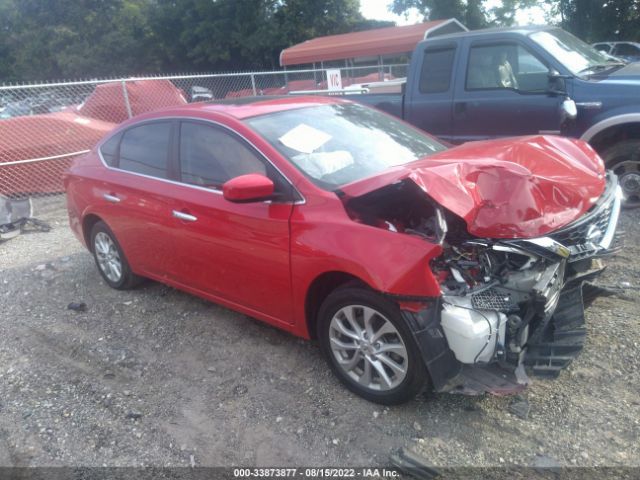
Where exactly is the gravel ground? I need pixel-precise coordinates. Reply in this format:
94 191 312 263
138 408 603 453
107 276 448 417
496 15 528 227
0 196 638 474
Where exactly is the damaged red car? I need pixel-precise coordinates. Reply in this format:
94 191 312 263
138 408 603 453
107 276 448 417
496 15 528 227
65 97 622 405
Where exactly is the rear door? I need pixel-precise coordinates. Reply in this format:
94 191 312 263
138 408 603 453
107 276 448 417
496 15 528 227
404 42 458 142
95 120 178 280
451 39 564 143
165 120 296 325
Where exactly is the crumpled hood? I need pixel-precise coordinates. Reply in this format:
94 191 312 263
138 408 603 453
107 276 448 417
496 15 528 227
340 135 606 239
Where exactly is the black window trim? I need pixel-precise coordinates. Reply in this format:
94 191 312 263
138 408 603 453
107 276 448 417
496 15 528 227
464 40 551 93
96 116 305 205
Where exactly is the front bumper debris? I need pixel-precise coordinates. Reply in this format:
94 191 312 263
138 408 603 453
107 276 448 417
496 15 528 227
404 174 622 395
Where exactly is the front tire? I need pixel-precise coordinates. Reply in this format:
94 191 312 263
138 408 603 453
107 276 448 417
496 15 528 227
90 221 142 290
317 287 429 405
602 139 640 208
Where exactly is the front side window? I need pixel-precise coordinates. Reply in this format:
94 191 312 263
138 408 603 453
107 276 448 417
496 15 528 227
419 47 456 93
246 103 446 190
593 43 611 53
466 43 549 92
179 122 267 189
119 122 171 178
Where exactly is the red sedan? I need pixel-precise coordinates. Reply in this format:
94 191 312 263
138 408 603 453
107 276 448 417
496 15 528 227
65 97 621 404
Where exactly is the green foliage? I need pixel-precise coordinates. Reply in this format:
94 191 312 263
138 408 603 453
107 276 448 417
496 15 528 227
390 0 541 27
546 0 640 43
1 0 161 80
0 0 369 81
4 0 637 82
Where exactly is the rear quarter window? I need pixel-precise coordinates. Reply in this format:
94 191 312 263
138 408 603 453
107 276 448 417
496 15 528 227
99 132 122 167
118 122 172 179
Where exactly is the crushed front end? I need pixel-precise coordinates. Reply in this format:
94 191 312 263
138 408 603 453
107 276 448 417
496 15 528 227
340 135 621 395
423 173 623 394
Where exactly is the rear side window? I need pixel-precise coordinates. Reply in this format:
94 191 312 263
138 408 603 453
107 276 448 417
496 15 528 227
179 122 266 189
613 43 640 56
119 122 172 178
419 47 456 93
99 132 122 167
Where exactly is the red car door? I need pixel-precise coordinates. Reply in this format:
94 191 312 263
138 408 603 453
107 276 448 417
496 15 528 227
163 120 295 326
95 120 178 281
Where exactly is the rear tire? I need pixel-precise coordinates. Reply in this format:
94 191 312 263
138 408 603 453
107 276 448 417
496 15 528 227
90 221 142 290
602 139 640 208
317 287 429 405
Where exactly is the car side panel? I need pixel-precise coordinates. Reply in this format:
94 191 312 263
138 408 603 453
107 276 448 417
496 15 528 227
66 156 178 280
160 181 295 325
288 193 442 338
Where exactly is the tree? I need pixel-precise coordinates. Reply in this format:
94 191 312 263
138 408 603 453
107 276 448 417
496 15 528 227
0 0 160 81
0 0 377 81
150 0 368 71
390 0 541 28
545 0 640 43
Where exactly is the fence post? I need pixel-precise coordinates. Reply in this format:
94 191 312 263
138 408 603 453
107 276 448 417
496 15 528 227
121 80 133 119
250 74 257 96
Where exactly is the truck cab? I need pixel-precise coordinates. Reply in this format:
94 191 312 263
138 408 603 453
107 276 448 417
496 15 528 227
399 26 640 206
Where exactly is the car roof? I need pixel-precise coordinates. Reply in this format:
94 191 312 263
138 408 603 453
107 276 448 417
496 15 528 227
424 24 558 41
163 95 345 120
593 41 640 46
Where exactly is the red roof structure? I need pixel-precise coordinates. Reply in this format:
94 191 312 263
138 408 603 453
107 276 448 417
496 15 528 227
280 19 467 66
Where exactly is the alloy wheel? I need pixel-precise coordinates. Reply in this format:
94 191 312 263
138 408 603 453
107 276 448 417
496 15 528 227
329 305 408 391
94 231 123 283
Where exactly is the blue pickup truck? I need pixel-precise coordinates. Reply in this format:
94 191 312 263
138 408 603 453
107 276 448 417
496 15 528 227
356 26 640 207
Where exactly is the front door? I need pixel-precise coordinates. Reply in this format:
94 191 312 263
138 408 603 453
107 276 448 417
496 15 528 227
165 120 295 325
451 41 563 143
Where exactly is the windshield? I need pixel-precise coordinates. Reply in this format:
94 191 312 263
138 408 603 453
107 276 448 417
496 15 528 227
530 29 620 76
246 103 446 190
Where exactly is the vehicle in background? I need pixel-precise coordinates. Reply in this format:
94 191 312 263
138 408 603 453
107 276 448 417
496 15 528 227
0 80 187 196
191 86 214 102
65 97 621 404
592 41 640 63
352 26 640 207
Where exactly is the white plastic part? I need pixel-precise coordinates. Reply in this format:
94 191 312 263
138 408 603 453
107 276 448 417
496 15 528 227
440 298 507 364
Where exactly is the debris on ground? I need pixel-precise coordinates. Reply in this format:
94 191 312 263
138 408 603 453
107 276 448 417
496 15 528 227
67 302 87 312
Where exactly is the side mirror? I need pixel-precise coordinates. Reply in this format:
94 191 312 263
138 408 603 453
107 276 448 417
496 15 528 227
223 174 274 203
547 69 571 95
560 97 578 122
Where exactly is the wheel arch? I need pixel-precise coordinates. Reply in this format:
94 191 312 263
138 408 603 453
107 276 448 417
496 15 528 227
581 114 640 154
304 271 371 340
82 213 104 252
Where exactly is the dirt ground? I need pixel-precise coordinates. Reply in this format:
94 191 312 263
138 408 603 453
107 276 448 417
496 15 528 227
0 195 638 475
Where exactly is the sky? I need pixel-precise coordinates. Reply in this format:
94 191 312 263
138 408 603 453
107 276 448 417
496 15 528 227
359 0 550 27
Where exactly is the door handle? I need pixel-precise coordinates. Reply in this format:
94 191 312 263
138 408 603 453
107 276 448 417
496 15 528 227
172 210 197 222
103 193 120 203
454 102 467 115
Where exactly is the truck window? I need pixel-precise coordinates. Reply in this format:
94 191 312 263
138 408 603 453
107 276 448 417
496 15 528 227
466 44 549 92
613 43 640 57
419 47 456 94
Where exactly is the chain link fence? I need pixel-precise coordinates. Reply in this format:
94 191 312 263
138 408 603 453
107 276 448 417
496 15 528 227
0 64 407 203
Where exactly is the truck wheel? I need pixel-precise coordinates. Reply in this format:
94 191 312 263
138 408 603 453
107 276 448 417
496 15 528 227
602 139 640 208
317 287 429 405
